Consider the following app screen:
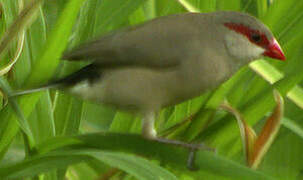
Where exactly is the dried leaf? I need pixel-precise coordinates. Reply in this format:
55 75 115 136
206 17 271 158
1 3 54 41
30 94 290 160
220 101 257 162
221 90 284 169
0 0 42 75
250 90 284 169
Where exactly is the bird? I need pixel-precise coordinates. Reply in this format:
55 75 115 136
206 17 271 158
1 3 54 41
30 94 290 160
13 11 285 144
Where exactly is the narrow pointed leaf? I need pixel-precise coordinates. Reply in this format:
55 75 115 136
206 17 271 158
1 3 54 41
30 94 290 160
33 133 274 180
0 0 42 55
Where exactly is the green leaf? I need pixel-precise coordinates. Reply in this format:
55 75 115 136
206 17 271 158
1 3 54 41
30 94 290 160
27 0 86 85
0 149 178 180
216 0 241 11
282 118 303 140
0 0 303 179
28 91 55 143
94 0 146 34
0 0 85 154
90 151 177 180
34 133 273 179
53 93 83 136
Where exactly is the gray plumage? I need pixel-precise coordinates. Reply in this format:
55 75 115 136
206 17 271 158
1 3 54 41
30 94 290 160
16 11 284 139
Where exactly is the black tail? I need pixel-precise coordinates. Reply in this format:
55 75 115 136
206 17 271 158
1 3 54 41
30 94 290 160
52 63 102 86
10 64 102 97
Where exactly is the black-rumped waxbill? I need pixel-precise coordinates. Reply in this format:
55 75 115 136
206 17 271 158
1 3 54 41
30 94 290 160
13 11 285 142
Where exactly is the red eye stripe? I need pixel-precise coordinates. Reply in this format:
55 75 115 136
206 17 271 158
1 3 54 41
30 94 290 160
224 23 270 48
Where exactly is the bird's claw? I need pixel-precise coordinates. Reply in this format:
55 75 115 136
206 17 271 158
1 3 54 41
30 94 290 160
154 138 216 170
186 143 217 170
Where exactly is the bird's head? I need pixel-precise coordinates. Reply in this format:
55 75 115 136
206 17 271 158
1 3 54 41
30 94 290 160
215 11 285 63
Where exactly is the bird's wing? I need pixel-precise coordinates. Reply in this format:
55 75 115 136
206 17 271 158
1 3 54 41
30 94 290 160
62 14 202 69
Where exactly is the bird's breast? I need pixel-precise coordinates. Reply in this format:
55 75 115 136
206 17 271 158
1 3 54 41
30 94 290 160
175 53 234 101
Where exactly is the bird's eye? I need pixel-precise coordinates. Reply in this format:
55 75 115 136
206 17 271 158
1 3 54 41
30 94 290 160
251 33 261 43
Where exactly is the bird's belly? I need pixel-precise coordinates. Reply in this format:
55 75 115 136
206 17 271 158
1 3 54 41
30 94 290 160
69 68 181 111
68 64 232 111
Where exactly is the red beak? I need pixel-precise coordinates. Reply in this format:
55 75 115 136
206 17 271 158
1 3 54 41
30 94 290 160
263 39 286 61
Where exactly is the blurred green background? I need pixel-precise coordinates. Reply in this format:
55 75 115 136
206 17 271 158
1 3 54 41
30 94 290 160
0 0 302 179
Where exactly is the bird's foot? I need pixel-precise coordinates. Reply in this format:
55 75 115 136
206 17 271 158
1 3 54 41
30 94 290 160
154 138 214 151
154 138 216 170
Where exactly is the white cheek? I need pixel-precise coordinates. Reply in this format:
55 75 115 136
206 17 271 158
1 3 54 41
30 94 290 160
225 31 265 60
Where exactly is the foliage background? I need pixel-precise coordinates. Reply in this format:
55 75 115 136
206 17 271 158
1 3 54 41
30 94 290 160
0 0 302 179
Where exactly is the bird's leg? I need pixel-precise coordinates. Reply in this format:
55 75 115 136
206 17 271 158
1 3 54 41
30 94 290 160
141 111 157 139
141 111 214 150
141 111 215 170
